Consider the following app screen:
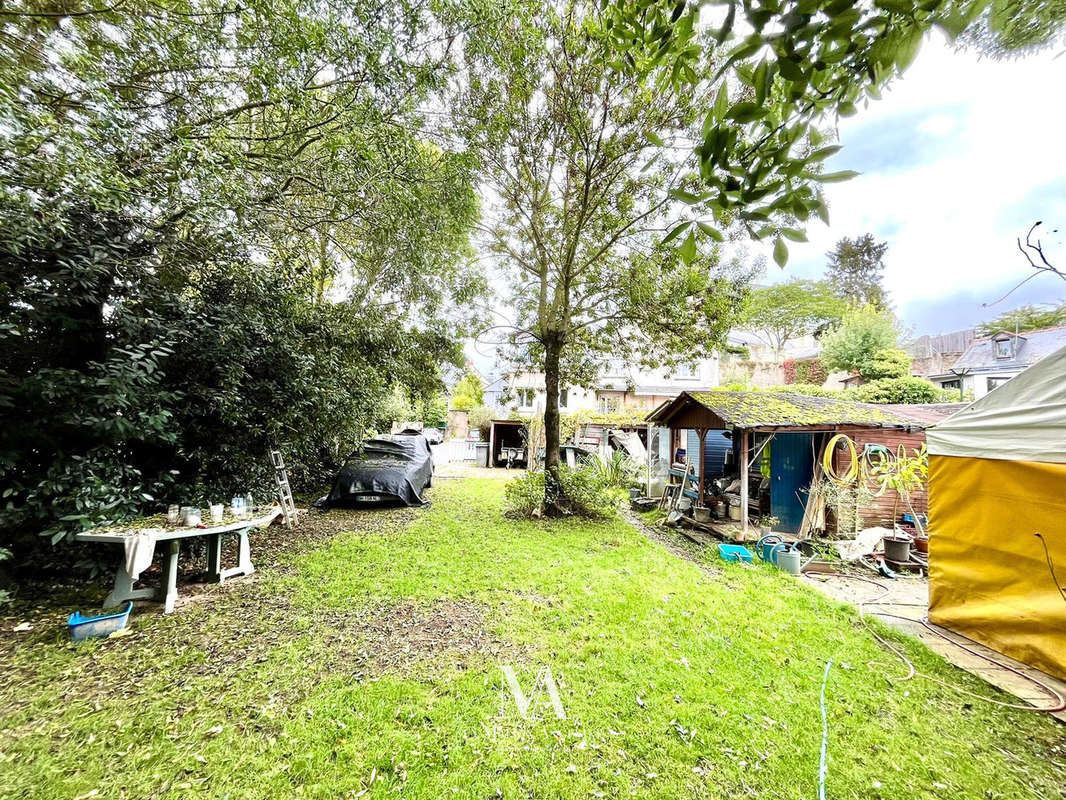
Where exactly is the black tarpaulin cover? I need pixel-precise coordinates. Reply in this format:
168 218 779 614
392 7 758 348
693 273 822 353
317 433 433 508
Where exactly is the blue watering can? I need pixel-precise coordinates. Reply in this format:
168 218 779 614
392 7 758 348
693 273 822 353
756 534 784 564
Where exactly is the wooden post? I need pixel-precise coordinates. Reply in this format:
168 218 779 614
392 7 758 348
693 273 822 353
740 428 750 540
696 428 707 506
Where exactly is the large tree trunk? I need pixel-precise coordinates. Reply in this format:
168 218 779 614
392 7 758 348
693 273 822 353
542 332 571 516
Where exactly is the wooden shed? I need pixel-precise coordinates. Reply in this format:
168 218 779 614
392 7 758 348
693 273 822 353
645 391 961 536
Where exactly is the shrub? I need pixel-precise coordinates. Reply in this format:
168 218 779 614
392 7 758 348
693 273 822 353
468 405 493 440
853 376 939 404
504 466 620 519
504 469 546 518
591 450 641 488
859 348 911 380
559 466 621 518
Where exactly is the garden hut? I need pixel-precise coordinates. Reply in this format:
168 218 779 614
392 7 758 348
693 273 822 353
926 345 1066 679
645 391 934 535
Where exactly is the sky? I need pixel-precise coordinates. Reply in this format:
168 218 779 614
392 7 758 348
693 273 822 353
754 30 1066 337
466 31 1066 376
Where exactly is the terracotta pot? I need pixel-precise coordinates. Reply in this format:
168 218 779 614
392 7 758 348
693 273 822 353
914 535 929 554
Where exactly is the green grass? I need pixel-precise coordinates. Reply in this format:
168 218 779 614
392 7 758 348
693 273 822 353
1 475 1064 799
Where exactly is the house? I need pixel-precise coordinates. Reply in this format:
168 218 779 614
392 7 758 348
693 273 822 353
907 329 975 381
927 325 1066 399
503 355 723 417
645 391 960 536
927 344 1066 680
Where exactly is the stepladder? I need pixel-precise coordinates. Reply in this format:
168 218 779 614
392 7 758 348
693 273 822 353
269 448 298 528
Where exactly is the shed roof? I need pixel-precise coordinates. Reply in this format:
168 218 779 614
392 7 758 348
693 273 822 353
645 391 936 431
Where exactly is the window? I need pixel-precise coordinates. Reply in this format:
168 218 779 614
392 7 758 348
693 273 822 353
987 376 1011 391
940 379 961 391
597 393 619 414
517 388 536 407
994 338 1013 359
559 388 568 409
674 363 698 378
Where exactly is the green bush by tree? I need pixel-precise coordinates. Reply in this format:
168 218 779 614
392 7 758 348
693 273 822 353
852 377 940 404
504 466 620 520
860 348 913 380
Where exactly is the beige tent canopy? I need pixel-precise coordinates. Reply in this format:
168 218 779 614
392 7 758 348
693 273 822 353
927 345 1066 679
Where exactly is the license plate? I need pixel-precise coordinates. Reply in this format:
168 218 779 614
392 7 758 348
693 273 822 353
356 495 382 503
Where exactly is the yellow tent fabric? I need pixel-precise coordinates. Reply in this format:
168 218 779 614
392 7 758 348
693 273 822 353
929 455 1066 680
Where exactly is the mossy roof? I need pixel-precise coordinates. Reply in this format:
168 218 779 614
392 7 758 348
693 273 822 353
647 391 923 430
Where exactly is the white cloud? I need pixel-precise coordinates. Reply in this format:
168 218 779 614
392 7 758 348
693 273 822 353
760 31 1066 333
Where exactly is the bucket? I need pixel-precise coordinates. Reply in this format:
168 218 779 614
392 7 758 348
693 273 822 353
727 503 742 521
694 506 712 523
776 547 802 575
883 535 912 563
914 534 929 554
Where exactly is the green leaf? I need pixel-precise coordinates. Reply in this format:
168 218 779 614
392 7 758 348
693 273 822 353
808 145 842 162
669 189 703 205
646 131 664 147
816 170 860 183
662 221 692 245
697 222 725 242
680 230 697 264
773 236 788 268
726 102 766 123
712 81 730 121
781 228 808 243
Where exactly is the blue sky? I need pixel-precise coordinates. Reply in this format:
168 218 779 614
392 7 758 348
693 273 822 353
756 30 1066 337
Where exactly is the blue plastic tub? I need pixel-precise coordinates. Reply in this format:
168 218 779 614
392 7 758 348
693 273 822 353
718 543 754 563
68 602 133 642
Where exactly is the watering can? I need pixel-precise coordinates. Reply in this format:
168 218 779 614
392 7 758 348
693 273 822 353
775 545 802 575
756 534 784 563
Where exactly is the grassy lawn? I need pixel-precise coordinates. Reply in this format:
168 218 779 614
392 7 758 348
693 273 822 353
2 474 1064 799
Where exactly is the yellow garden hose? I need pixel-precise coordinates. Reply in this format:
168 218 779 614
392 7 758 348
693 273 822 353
822 433 858 486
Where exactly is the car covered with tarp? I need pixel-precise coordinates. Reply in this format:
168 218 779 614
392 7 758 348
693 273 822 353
315 432 434 509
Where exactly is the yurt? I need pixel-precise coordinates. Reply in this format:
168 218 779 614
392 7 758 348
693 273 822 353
926 345 1066 680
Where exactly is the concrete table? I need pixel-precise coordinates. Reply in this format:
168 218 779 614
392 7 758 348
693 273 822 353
75 508 282 613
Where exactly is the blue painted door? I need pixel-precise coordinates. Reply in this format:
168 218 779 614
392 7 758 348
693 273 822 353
770 433 814 533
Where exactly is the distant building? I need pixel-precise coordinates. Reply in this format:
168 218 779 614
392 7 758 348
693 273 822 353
928 326 1066 399
503 355 723 416
907 330 976 383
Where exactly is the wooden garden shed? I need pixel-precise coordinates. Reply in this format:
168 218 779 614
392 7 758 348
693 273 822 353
645 391 958 535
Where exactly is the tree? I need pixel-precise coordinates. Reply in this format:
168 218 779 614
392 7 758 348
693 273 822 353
741 280 846 357
0 0 481 562
860 348 912 380
978 302 1066 337
451 370 485 410
466 2 751 514
825 235 890 308
961 0 1066 57
820 305 900 375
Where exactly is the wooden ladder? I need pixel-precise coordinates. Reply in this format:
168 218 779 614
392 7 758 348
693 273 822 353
269 449 298 528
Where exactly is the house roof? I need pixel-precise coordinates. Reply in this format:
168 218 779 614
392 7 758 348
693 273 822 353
951 325 1066 373
646 390 935 431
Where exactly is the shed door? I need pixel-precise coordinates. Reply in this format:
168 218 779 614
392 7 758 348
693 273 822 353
770 433 814 533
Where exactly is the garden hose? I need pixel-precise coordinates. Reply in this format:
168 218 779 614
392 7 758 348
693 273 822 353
822 433 859 486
